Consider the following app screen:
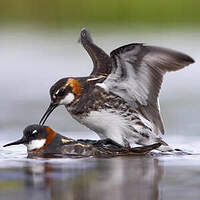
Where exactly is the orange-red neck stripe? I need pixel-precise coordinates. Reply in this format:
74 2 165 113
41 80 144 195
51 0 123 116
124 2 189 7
67 78 82 98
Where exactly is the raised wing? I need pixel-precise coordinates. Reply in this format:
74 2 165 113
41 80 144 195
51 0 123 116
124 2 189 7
80 29 112 76
104 43 195 134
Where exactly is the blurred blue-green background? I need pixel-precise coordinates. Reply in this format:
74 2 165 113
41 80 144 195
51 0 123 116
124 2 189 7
0 0 200 28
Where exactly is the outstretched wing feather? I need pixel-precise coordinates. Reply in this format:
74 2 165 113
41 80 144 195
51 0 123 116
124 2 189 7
80 29 112 76
104 43 194 134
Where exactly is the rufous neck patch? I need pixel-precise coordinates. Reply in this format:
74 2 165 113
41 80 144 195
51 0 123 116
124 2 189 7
44 127 57 148
67 78 82 97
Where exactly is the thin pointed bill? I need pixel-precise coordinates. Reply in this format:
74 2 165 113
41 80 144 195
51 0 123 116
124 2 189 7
39 103 58 125
3 138 26 147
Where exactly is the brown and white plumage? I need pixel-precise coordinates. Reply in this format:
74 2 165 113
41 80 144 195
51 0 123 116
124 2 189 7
40 29 195 149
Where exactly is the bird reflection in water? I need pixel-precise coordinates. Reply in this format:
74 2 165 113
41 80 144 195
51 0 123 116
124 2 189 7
23 157 163 200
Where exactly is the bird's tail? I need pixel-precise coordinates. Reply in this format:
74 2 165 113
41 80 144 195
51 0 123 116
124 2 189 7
157 139 173 152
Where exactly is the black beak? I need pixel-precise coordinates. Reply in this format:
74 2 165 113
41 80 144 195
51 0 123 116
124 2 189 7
3 138 26 147
39 103 58 125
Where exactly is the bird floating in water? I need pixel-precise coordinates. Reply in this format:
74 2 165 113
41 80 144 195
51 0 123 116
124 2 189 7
39 29 195 151
3 124 161 157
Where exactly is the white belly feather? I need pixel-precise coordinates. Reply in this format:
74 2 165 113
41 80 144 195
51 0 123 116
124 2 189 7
81 110 128 145
75 109 160 147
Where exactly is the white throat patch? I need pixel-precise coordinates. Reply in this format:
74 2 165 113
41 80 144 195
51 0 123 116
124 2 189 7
26 139 46 151
60 93 75 105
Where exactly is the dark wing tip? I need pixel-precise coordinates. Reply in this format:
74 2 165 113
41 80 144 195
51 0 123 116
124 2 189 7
147 45 195 65
80 28 93 44
184 55 195 64
171 51 195 68
171 49 195 65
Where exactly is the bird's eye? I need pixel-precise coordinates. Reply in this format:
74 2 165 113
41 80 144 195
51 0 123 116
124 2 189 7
32 130 38 135
55 88 65 97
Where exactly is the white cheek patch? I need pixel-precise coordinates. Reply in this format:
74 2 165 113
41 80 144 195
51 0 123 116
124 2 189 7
60 93 75 105
26 139 46 151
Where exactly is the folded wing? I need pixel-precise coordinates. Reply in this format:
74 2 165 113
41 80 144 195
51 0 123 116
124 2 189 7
104 43 195 134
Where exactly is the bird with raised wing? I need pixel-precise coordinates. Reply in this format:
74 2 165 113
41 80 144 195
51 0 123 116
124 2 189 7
39 29 195 151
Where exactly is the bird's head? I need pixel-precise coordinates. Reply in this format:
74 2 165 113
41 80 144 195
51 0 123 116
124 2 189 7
39 78 82 125
3 124 57 153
